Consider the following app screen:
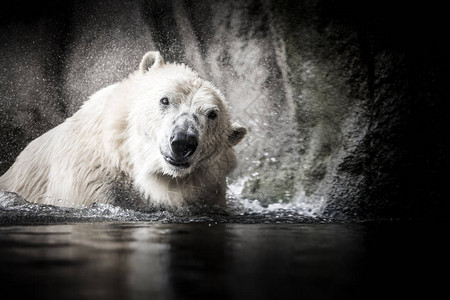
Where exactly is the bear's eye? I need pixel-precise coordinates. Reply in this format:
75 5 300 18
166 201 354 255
207 110 218 120
160 97 169 105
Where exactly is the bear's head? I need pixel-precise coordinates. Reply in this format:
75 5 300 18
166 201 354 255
125 51 246 179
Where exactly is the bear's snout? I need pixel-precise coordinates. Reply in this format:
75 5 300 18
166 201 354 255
170 131 198 158
165 130 198 168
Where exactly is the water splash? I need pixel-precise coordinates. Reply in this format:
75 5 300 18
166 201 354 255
0 189 329 225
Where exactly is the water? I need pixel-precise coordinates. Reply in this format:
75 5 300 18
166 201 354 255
0 221 443 300
0 190 444 300
0 190 328 225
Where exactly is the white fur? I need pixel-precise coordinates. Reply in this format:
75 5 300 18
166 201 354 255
0 51 246 209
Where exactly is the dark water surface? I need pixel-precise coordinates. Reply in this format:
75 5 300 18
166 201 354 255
0 221 443 300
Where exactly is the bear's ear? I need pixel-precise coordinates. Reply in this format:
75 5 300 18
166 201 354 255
139 51 165 73
229 124 247 146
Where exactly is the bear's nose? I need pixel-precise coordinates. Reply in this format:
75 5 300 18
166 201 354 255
170 131 198 159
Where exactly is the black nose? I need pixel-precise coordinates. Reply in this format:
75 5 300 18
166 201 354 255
170 131 198 159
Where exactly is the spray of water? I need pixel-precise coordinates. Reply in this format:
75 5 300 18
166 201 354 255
0 187 330 224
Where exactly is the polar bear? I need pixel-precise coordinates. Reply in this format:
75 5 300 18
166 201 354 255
0 51 246 210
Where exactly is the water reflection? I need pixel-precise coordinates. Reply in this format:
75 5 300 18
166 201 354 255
0 222 442 299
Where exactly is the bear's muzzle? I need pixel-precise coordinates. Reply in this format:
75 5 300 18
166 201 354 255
170 130 198 158
161 129 198 169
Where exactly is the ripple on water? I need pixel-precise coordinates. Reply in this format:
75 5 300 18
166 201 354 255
0 190 330 224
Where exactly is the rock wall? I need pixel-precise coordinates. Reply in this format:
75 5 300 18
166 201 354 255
0 0 447 219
